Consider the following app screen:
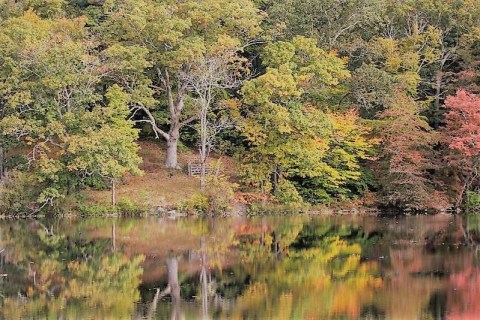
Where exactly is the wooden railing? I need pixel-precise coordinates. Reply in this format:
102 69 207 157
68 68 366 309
187 161 211 176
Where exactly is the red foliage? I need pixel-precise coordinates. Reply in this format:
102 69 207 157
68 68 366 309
444 90 480 157
376 91 449 209
442 89 480 204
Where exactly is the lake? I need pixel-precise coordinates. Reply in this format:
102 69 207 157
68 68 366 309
1 214 479 319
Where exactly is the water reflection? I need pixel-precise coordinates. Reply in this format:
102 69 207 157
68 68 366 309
0 214 480 319
0 219 144 319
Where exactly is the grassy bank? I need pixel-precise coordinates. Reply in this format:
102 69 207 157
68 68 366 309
83 141 388 217
85 140 238 213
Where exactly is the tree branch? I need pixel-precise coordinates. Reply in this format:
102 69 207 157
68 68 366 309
132 104 170 140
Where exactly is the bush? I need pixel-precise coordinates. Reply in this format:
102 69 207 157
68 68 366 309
78 198 146 216
0 171 39 215
178 174 236 215
275 180 304 205
78 203 117 216
117 198 147 215
178 193 209 215
466 191 480 211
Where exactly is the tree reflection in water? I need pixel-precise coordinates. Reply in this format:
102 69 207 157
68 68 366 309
1 215 480 319
0 220 144 319
226 217 382 319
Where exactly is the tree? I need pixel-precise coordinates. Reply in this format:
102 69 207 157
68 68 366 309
443 89 480 206
99 0 264 168
347 64 398 118
62 86 142 205
180 52 241 188
379 0 480 128
0 12 141 210
456 27 480 94
265 0 385 50
294 110 377 203
353 9 451 209
238 36 374 202
376 91 447 209
0 0 66 20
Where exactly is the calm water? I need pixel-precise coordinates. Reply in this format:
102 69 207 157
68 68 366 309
1 214 480 320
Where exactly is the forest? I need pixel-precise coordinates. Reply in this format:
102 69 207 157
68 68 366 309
1 0 480 214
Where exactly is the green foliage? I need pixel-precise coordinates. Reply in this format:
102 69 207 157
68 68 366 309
466 191 480 211
178 193 210 215
265 0 385 50
179 175 236 215
0 12 142 212
238 36 371 202
274 180 303 205
78 203 117 216
349 64 398 117
116 198 147 216
78 199 146 216
466 214 480 233
233 218 382 319
95 0 265 170
0 171 38 215
239 39 376 204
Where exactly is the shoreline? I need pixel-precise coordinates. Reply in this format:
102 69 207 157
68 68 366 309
0 205 461 220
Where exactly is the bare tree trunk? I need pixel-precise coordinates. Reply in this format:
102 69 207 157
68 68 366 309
166 256 182 320
432 71 443 129
200 238 209 319
434 71 442 110
0 227 4 271
166 257 180 301
66 178 74 196
458 215 474 247
273 231 283 257
457 172 476 208
163 68 187 170
180 55 238 186
199 104 208 189
147 287 162 319
0 147 4 180
271 164 281 194
200 166 206 189
111 178 116 206
111 221 116 253
166 131 179 169
130 100 182 169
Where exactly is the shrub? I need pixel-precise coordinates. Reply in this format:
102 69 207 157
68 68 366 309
78 203 117 216
178 174 236 216
275 180 304 205
78 198 146 216
178 193 209 215
466 191 480 212
0 171 39 215
117 198 147 216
